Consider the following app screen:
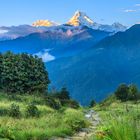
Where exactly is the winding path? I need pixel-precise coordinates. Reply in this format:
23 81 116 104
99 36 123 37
52 109 101 140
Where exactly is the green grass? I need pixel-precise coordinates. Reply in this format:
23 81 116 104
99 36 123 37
90 96 140 140
0 93 89 140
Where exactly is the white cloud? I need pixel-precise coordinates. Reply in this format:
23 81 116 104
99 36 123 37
124 9 136 12
0 29 8 34
135 4 140 7
35 49 55 62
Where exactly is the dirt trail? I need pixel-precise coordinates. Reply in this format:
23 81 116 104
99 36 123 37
52 109 101 140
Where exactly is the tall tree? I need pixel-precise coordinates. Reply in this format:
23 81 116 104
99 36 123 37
115 84 129 101
1 52 50 94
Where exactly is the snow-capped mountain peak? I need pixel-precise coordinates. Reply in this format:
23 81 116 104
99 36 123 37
111 22 127 31
67 11 127 32
32 20 58 27
67 11 94 27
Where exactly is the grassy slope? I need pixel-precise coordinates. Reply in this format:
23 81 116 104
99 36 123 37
0 93 89 140
90 95 140 140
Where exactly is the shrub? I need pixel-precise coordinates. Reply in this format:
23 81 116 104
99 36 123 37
59 88 70 100
8 103 21 118
115 84 140 101
115 84 129 101
89 99 96 107
45 97 61 110
128 84 139 101
64 100 80 109
0 108 8 116
8 94 22 102
26 103 40 117
51 88 70 105
64 109 88 132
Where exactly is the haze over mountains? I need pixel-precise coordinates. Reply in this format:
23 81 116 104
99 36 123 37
1 11 138 105
47 24 140 104
0 25 109 62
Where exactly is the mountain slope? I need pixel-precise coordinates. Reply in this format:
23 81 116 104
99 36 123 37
67 11 127 32
0 25 109 62
67 11 94 27
0 11 126 41
46 24 140 105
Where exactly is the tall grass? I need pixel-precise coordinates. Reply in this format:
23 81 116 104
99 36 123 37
93 99 140 140
96 116 139 140
0 93 88 140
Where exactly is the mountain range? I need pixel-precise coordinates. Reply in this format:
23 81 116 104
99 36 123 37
47 24 140 105
0 25 109 62
0 11 126 41
67 11 127 32
0 11 138 105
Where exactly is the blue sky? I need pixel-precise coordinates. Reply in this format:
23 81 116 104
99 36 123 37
0 0 140 26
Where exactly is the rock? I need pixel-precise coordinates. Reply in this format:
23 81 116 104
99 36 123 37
81 128 90 133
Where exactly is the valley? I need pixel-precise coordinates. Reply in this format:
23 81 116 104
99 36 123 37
0 3 140 139
0 11 132 105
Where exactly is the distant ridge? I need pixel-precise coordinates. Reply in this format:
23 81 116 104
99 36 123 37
31 10 127 32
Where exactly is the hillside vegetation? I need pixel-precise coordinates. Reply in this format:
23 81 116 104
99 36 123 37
0 52 89 140
90 84 140 140
0 93 89 140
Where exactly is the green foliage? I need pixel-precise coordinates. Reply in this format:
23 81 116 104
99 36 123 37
0 108 8 116
64 99 80 109
59 87 70 100
128 84 139 100
63 109 88 132
8 103 21 118
115 83 140 101
92 94 140 140
0 93 86 140
89 99 96 107
94 111 140 140
45 97 61 110
0 52 50 94
26 103 40 117
115 84 129 101
50 87 77 108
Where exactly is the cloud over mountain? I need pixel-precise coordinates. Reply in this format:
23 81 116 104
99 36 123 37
35 49 55 62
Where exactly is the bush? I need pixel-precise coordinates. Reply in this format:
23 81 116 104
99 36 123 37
64 109 88 132
128 84 139 101
8 94 22 102
0 108 8 116
51 88 70 105
115 84 140 101
45 97 61 110
8 103 21 118
115 84 129 101
89 99 96 107
26 103 40 117
64 100 80 109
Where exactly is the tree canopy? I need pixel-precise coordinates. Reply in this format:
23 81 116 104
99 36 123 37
115 83 139 101
0 52 50 94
